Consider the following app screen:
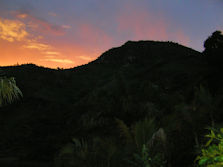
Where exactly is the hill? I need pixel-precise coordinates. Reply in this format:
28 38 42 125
0 40 220 167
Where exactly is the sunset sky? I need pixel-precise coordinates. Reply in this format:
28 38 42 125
0 0 222 69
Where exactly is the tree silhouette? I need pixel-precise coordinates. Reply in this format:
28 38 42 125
203 31 223 68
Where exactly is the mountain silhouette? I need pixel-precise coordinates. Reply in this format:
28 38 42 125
0 40 220 166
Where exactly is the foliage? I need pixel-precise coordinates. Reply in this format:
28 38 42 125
204 31 223 50
196 128 223 167
115 118 133 144
129 144 152 167
133 118 157 150
203 30 223 68
0 37 219 167
0 76 22 106
128 143 166 167
55 137 119 167
116 118 167 167
115 118 158 149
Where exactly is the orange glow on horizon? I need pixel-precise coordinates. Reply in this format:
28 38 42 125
0 37 99 69
0 7 192 69
0 16 99 69
0 39 99 69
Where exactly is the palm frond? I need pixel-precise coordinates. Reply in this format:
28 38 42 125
133 118 157 150
72 138 89 159
115 118 133 144
0 77 22 106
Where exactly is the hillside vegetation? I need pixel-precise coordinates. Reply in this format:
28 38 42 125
1 32 223 167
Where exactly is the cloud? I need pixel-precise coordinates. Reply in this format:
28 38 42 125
45 51 60 55
78 55 94 61
116 4 167 41
42 58 74 64
16 13 28 19
23 40 62 58
116 3 190 46
48 12 57 17
62 25 71 29
0 17 28 42
172 30 190 46
78 23 114 49
0 16 66 68
28 17 65 36
45 55 55 58
15 11 66 35
23 41 51 50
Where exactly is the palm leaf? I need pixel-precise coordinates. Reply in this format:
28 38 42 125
0 77 23 106
115 118 133 144
133 118 157 150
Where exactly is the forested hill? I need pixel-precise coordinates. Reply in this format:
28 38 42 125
93 41 201 65
0 40 220 167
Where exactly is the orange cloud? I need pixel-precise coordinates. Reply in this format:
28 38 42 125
51 42 101 66
0 38 45 66
0 38 77 69
45 55 55 58
23 40 63 60
16 13 28 19
23 41 51 51
0 16 62 57
0 17 28 42
78 55 94 61
42 58 74 64
45 51 60 55
1 11 107 68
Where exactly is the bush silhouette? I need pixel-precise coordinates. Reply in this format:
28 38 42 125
203 31 223 69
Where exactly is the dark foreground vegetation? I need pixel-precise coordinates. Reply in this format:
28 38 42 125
0 31 223 167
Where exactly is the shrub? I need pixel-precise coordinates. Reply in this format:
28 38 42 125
196 128 223 167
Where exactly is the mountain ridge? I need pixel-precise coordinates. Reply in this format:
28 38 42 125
92 40 201 65
0 40 215 167
0 40 201 71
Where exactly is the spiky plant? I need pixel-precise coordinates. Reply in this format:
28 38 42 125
115 118 133 144
116 118 167 167
56 137 119 167
116 118 160 149
133 118 157 151
0 76 22 106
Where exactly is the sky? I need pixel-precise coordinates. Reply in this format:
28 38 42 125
0 0 222 69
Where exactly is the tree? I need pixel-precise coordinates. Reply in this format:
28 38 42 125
0 76 22 106
203 31 223 68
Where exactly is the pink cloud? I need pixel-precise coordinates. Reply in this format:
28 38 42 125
48 12 57 17
116 4 168 41
15 11 66 36
62 25 71 29
116 4 190 46
172 31 190 46
78 23 114 48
